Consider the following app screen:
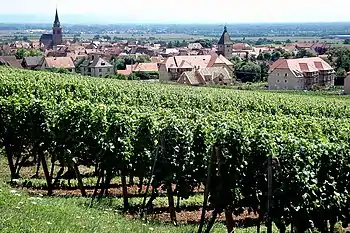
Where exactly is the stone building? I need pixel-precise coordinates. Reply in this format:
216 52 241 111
268 57 335 90
80 55 113 77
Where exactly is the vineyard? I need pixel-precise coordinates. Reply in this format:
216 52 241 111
1 66 350 233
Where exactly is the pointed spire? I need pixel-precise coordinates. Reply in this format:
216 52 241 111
218 24 232 45
53 7 60 28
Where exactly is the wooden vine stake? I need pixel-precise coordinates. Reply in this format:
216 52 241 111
267 154 273 233
167 182 177 225
70 158 86 197
216 147 234 233
198 146 215 233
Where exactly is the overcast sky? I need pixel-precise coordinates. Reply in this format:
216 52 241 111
0 0 350 24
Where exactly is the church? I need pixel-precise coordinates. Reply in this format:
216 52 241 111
39 9 63 50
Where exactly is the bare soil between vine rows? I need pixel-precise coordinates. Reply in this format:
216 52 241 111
126 209 258 226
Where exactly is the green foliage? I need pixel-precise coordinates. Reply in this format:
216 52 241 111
102 35 111 41
193 39 214 48
15 48 42 59
118 55 151 66
75 57 86 73
336 68 346 78
295 48 315 58
229 55 241 65
73 34 81 43
105 73 139 80
271 51 281 61
167 41 174 48
115 59 126 70
133 71 159 80
235 61 262 82
45 68 70 74
259 62 270 81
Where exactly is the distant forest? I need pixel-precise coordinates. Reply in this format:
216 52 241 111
1 22 350 37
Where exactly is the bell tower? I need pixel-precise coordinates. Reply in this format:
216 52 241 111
52 8 63 47
217 25 233 58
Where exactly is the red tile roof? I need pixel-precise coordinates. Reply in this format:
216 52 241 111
269 57 333 74
117 70 132 75
133 63 158 72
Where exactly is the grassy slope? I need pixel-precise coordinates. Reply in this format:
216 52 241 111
0 157 272 233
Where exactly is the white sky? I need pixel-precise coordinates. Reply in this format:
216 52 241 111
0 0 349 24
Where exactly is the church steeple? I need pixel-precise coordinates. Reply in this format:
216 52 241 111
52 7 63 48
217 25 233 58
53 8 60 28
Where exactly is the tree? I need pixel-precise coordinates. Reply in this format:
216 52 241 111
133 71 159 80
271 51 281 61
286 39 292 43
23 36 29 42
194 39 213 48
336 68 346 78
181 40 188 47
27 49 42 57
115 59 126 70
15 48 26 59
93 35 100 40
75 57 86 73
263 52 272 61
228 55 241 65
167 41 174 48
136 54 151 63
259 62 270 82
73 35 80 43
235 61 262 82
344 39 350 44
102 35 111 41
15 48 42 59
282 51 293 59
295 49 314 58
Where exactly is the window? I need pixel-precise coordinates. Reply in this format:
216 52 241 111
277 73 280 76
284 80 288 83
276 80 280 83
99 68 102 72
107 68 110 72
285 73 288 77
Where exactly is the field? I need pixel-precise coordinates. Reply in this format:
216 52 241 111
1 66 350 232
230 36 345 44
0 30 347 44
0 32 215 42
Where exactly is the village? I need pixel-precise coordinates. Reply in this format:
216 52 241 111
1 8 350 93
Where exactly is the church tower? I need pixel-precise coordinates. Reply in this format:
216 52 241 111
52 8 63 47
217 26 233 58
